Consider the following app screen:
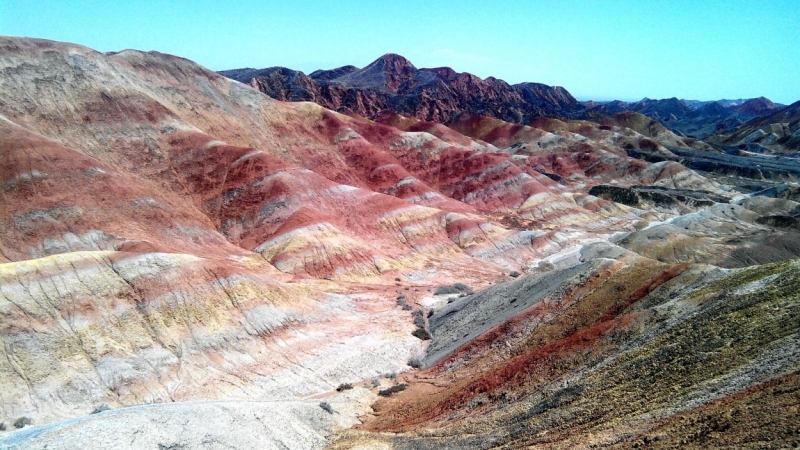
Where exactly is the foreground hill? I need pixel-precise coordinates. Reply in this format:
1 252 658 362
0 35 672 431
0 37 798 449
333 255 800 448
220 53 583 124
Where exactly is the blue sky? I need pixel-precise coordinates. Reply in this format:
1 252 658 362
2 0 799 103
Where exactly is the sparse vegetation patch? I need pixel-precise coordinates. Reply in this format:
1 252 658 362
91 404 111 414
412 328 431 340
319 401 334 414
378 384 407 397
14 417 32 429
434 283 473 296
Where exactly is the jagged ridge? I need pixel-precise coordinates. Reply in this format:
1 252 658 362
220 53 583 123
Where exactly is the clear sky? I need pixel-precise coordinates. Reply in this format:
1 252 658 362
2 0 799 104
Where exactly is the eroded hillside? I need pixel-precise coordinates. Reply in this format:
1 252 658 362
0 37 798 449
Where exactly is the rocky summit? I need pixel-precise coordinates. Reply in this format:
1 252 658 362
1 37 799 449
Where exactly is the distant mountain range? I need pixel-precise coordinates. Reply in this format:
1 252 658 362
220 56 791 145
584 97 785 139
219 53 584 124
708 99 800 152
683 98 748 109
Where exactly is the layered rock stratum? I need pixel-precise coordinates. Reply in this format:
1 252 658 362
0 37 798 449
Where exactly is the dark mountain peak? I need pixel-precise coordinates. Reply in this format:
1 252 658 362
367 53 418 80
636 97 686 107
308 65 358 82
748 99 799 124
515 81 549 89
699 101 728 114
588 100 632 115
709 99 800 151
717 98 747 107
515 82 576 100
453 71 483 84
218 66 302 84
631 97 691 116
235 67 316 103
583 100 600 109
663 97 685 106
372 53 416 70
785 99 800 114
335 53 418 92
420 66 458 80
483 76 514 90
681 99 708 109
732 97 777 115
